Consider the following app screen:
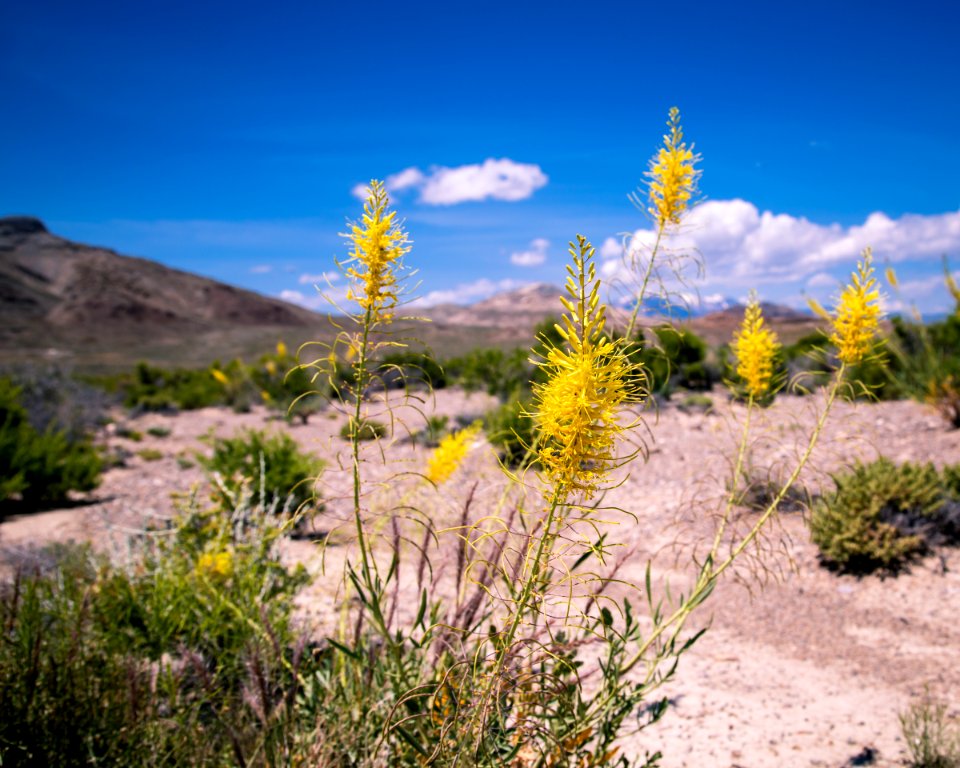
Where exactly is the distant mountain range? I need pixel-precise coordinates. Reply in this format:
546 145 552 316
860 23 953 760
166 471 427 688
0 216 824 370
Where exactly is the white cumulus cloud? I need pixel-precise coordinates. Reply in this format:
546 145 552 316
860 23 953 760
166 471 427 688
602 200 960 310
510 238 549 267
412 278 527 307
353 159 548 205
298 271 339 285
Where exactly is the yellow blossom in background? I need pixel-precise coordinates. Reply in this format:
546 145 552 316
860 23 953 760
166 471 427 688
831 248 882 365
260 390 272 403
532 236 637 498
211 369 230 386
647 107 699 227
733 297 780 400
426 423 481 485
344 180 410 323
276 341 288 358
196 549 234 580
265 359 277 375
885 266 899 289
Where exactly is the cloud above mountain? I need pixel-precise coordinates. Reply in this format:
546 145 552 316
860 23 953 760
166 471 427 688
352 159 548 206
600 200 960 309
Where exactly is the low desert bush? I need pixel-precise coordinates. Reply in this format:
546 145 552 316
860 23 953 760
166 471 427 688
901 693 960 768
0 491 312 767
0 376 102 508
483 394 535 466
197 428 321 510
445 346 531 399
810 458 960 573
339 417 387 441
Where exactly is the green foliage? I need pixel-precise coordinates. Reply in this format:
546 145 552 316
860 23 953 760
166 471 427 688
637 325 714 396
900 693 960 768
378 350 447 390
1 376 102 508
0 492 312 767
884 314 960 419
99 361 237 411
810 458 957 573
484 396 535 467
137 448 164 461
250 343 326 424
146 425 171 438
445 346 532 400
198 428 322 510
340 418 387 441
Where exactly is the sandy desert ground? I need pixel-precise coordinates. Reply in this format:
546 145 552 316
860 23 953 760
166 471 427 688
2 387 958 768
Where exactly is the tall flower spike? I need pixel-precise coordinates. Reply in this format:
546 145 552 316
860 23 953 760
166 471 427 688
831 248 882 365
733 295 780 400
344 180 410 323
532 236 637 498
647 107 700 227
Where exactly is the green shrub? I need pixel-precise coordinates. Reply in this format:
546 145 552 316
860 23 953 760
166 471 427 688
146 425 171 438
378 350 446 390
1 377 102 508
104 361 249 412
339 418 387 441
250 342 326 424
484 396 535 467
0 491 312 767
445 346 532 399
810 458 950 573
137 448 164 462
198 428 322 510
900 693 960 768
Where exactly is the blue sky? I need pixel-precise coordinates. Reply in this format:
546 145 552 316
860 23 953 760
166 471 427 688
3 0 959 313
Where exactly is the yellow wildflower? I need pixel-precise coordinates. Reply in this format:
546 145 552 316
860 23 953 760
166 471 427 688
344 180 410 322
426 423 481 485
196 549 234 580
532 236 638 498
884 266 899 289
733 296 780 400
265 359 277 375
831 249 882 365
211 369 230 386
276 340 288 358
647 107 699 227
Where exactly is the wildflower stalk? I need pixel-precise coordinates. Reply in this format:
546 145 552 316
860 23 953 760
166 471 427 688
623 220 665 343
622 367 844 677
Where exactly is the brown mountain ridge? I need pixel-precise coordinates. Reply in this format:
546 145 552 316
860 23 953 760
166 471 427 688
0 216 819 371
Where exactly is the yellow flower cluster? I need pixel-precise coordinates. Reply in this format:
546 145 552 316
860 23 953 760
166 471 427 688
533 236 636 498
647 107 699 227
345 180 409 322
196 549 234 580
211 369 230 386
733 298 780 400
831 249 881 365
426 423 481 485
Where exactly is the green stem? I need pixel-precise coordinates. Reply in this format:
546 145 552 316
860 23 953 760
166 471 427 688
622 367 844 675
624 221 665 343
